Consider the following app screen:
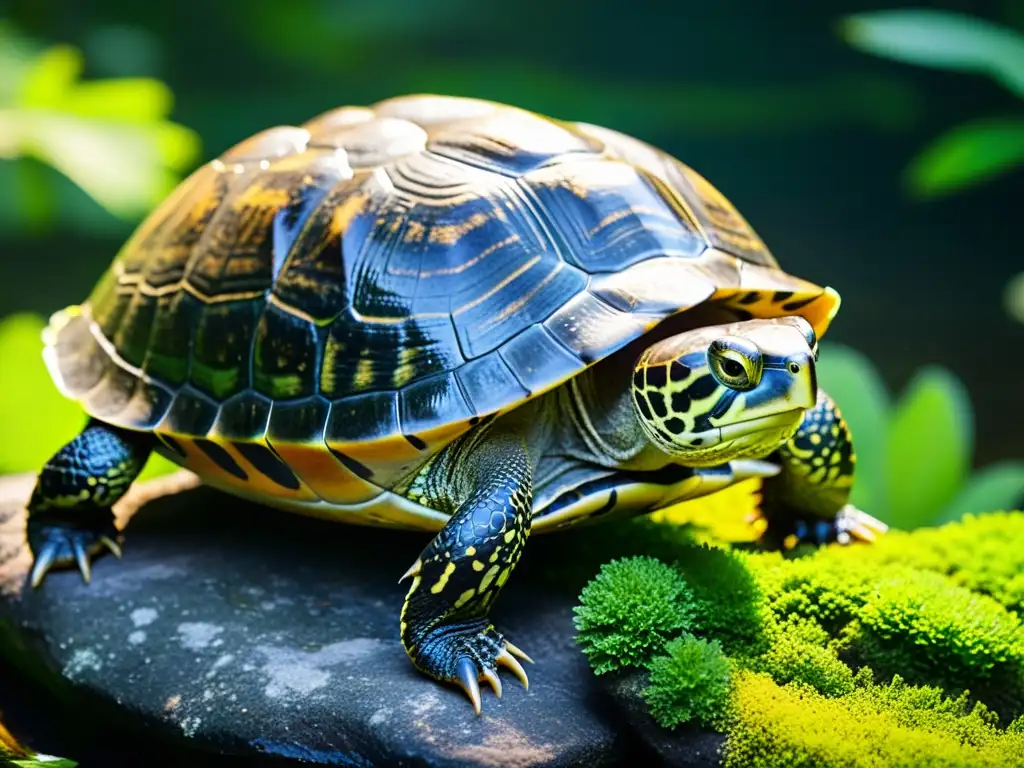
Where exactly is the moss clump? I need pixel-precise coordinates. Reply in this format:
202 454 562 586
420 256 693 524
574 510 1024 760
725 670 1024 768
752 617 855 697
573 556 696 674
643 633 732 729
854 570 1024 700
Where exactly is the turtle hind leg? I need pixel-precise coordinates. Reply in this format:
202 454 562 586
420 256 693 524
27 418 152 587
399 431 535 715
755 388 887 549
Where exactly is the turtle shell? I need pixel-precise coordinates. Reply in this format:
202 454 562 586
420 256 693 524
43 94 840 515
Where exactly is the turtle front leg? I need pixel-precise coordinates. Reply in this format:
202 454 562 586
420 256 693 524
755 389 888 549
399 431 534 715
27 418 152 587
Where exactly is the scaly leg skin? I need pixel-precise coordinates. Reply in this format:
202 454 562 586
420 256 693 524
27 418 152 587
754 389 888 550
399 430 534 715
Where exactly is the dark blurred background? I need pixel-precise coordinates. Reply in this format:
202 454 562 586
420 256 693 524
0 0 1021 465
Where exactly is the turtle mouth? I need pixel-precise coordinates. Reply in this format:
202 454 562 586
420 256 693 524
689 410 804 449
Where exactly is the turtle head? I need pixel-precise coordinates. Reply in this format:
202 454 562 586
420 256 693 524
631 317 819 466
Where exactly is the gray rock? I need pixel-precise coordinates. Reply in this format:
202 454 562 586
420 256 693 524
0 472 638 767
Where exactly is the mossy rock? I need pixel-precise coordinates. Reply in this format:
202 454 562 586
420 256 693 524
575 511 1024 767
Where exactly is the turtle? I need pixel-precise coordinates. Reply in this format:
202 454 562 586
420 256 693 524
26 93 887 714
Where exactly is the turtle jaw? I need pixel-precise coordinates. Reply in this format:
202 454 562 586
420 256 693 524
670 409 805 467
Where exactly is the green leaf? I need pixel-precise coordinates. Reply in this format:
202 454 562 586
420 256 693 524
933 462 1024 525
0 40 201 227
840 10 1024 96
1002 271 1024 324
905 117 1024 198
814 342 890 517
17 44 81 106
0 313 86 474
885 366 973 530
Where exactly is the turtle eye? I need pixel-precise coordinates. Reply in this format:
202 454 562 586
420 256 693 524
708 337 762 391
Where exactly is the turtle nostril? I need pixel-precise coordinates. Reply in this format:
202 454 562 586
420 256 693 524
788 362 801 374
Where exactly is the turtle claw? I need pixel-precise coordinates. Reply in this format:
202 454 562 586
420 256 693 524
752 504 888 549
504 640 534 664
496 648 530 691
481 667 503 699
836 504 888 544
455 657 483 715
27 510 120 588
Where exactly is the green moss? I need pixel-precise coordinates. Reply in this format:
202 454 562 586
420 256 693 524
643 633 732 729
729 671 1024 768
573 556 696 674
671 543 772 656
852 570 1024 715
725 670 1024 768
753 617 855 697
574 510 1024 759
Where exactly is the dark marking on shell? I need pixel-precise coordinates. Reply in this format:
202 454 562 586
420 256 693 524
632 369 645 390
155 433 186 459
732 309 754 321
405 433 427 451
233 441 302 490
690 437 703 446
648 391 667 418
328 446 374 481
772 291 794 302
469 416 480 426
783 297 817 312
195 439 248 480
738 291 760 306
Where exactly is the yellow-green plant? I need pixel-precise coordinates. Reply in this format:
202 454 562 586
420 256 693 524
574 510 1024 763
0 312 178 480
815 342 1024 530
0 20 200 229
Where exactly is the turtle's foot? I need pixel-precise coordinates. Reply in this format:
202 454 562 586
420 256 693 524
27 507 121 588
413 620 533 715
749 504 888 549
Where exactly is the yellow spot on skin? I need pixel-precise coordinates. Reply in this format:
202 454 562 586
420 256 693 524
465 546 476 556
497 568 511 587
87 477 97 486
503 529 516 543
455 588 476 608
430 562 457 594
480 565 500 593
783 534 800 550
472 560 485 572
489 548 501 563
810 433 822 445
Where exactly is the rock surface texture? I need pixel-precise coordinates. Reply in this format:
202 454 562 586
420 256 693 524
0 472 677 767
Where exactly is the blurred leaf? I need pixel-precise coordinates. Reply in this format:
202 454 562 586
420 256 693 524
840 10 1024 96
934 461 1024 524
0 34 201 228
814 342 890 518
885 367 973 530
0 313 85 474
904 116 1024 197
1004 271 1024 323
